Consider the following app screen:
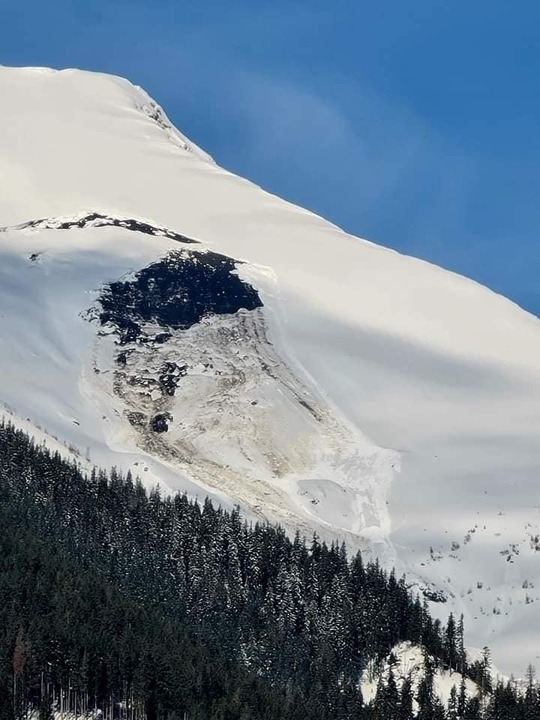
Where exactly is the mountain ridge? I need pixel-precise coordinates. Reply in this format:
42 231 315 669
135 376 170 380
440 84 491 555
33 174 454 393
1 65 539 673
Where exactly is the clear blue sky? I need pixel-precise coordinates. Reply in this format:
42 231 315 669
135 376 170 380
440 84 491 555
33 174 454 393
3 0 540 313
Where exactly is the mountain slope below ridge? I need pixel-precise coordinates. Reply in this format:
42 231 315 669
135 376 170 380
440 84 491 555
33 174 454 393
1 65 540 674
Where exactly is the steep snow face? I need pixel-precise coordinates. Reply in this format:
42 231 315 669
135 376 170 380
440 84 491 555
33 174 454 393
1 66 540 674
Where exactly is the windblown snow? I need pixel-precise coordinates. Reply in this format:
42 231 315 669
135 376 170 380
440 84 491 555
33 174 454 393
1 65 540 675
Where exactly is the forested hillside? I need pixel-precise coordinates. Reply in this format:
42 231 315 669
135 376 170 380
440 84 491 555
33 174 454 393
0 420 536 719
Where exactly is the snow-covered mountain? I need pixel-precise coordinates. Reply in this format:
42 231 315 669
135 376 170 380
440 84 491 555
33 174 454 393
1 65 539 675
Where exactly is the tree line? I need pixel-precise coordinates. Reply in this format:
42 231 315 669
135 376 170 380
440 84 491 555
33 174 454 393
0 419 537 719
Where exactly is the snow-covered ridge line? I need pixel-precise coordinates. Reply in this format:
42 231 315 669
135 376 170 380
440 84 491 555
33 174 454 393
1 64 214 164
135 95 215 164
0 211 198 244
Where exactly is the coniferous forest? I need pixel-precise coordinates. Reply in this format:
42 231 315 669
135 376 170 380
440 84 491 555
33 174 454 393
0 420 538 719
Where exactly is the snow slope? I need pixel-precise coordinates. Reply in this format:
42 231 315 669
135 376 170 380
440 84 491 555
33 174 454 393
361 642 484 708
1 65 540 674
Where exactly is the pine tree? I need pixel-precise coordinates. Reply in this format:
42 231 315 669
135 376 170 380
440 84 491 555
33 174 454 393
12 627 30 718
444 613 457 670
456 613 466 674
398 676 413 720
374 667 399 720
458 675 468 717
465 695 482 720
447 684 459 720
523 663 539 720
416 654 436 720
38 696 53 720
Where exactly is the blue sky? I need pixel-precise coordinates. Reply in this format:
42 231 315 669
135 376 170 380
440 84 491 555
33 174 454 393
3 0 540 312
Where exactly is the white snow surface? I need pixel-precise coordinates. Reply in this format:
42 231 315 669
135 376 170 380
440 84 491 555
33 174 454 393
1 66 540 675
361 642 480 708
361 642 508 709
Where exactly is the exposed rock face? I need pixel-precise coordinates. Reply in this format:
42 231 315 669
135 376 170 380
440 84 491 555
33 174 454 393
1 212 197 244
96 249 263 344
